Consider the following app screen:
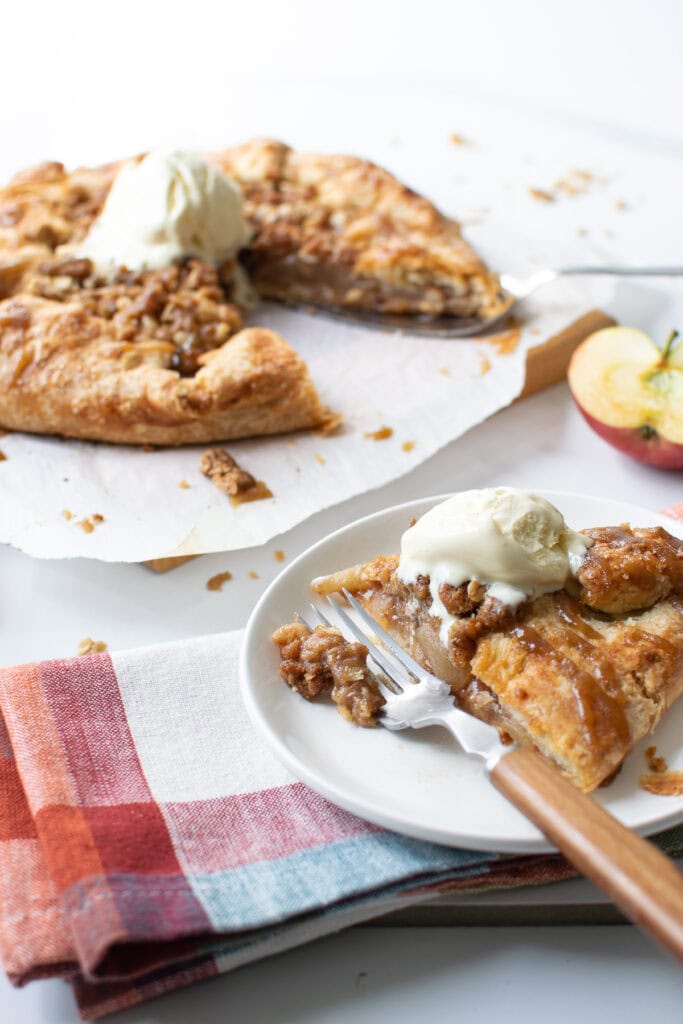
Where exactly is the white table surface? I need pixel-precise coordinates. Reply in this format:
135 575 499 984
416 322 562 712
2 0 683 1018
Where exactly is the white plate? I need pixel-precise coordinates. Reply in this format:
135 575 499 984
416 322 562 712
240 491 683 853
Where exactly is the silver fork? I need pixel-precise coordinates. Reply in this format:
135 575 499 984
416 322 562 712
302 590 683 963
302 265 683 338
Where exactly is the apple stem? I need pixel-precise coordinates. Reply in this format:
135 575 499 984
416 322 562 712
661 329 680 362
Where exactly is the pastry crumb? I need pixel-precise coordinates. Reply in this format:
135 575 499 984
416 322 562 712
200 447 272 506
530 171 606 205
639 771 683 796
206 571 233 592
314 453 326 465
77 637 108 656
449 132 471 146
364 426 393 441
249 570 260 579
577 227 589 237
316 411 343 436
528 187 554 203
179 480 190 489
274 549 286 562
645 745 668 774
401 441 415 452
479 354 492 376
615 198 628 211
438 366 451 376
65 510 104 532
0 449 6 461
554 169 605 196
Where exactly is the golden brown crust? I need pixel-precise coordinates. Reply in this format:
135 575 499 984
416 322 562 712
214 139 506 318
0 140 502 444
0 296 328 445
308 524 683 791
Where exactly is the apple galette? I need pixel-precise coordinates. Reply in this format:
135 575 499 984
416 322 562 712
0 142 504 445
274 493 683 793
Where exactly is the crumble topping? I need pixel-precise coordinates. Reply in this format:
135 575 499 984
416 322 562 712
23 256 244 376
273 620 384 726
77 637 108 656
200 447 272 505
576 525 683 615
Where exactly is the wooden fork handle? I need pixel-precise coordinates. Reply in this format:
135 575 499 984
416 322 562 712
490 746 683 962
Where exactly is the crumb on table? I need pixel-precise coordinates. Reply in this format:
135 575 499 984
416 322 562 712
62 509 74 521
364 426 393 441
77 637 108 656
274 550 286 562
179 480 190 489
528 187 554 203
401 441 415 452
249 571 260 579
206 571 233 592
0 450 6 461
315 453 326 465
449 132 471 146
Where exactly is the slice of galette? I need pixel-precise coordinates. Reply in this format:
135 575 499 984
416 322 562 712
274 495 683 793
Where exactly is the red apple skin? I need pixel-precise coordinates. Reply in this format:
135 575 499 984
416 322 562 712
575 403 683 469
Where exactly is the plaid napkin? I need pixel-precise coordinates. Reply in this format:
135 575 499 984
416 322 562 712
1 503 682 1020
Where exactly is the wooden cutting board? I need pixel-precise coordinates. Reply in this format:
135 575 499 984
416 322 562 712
145 308 615 573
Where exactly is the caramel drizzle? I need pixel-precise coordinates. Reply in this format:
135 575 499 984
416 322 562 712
511 602 630 747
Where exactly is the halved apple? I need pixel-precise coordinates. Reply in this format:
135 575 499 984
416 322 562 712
568 327 683 469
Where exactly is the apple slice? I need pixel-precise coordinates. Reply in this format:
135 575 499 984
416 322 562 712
568 327 683 469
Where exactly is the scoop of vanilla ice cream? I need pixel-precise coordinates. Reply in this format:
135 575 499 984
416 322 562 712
398 488 592 642
78 150 252 276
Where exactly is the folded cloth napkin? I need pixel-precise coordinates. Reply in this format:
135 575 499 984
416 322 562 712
1 503 683 1020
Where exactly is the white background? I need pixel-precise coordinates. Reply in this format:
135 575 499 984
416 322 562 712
2 0 683 1020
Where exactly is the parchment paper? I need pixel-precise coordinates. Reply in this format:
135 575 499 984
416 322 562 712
0 277 613 562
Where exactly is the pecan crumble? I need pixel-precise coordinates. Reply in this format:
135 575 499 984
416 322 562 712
273 621 384 726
